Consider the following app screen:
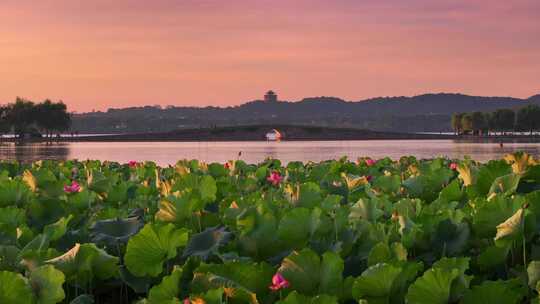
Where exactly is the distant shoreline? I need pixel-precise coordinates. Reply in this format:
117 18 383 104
3 125 540 143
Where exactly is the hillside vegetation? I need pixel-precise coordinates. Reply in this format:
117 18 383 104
71 93 540 134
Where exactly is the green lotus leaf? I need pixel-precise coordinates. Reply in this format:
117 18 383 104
431 219 470 256
319 252 344 295
69 295 94 304
278 207 316 248
476 245 510 271
349 198 383 223
147 267 183 304
104 182 129 204
0 270 35 304
43 215 73 242
0 179 30 207
118 265 153 294
86 170 112 194
431 256 469 274
0 206 26 245
236 206 280 259
320 195 343 213
125 223 188 277
0 206 26 228
67 189 96 211
192 260 274 302
528 261 540 289
352 263 402 304
208 163 229 178
403 167 453 202
46 243 118 285
306 294 339 304
526 190 540 220
472 195 521 238
372 174 401 194
23 169 56 193
390 261 424 302
468 160 512 198
488 173 521 198
461 279 526 304
29 265 65 304
24 169 65 198
431 257 471 302
297 182 322 208
367 242 407 267
0 245 20 271
277 291 338 304
278 248 344 296
192 288 224 304
155 195 193 224
90 216 144 244
171 174 217 206
182 226 230 261
435 179 462 204
199 175 217 203
18 234 54 264
279 248 321 295
523 164 540 183
406 268 459 304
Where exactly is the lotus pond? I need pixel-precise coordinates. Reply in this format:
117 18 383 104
1 154 540 303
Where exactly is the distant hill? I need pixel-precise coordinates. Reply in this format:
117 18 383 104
72 92 539 134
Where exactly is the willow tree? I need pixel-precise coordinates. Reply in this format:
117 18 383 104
491 109 515 135
517 105 540 135
451 113 464 135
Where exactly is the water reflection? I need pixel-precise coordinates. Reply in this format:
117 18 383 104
0 140 539 166
0 142 69 163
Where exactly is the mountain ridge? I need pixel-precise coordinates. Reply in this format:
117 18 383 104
72 92 540 134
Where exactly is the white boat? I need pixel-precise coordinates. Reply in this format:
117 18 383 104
266 129 282 141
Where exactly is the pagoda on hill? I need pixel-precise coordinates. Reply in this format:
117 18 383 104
264 90 278 102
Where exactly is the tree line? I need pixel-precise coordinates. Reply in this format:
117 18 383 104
0 97 71 138
451 104 540 135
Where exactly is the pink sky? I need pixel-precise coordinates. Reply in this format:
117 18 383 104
1 0 539 112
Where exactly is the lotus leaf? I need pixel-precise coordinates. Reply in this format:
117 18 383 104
125 223 188 277
0 270 35 303
47 243 118 284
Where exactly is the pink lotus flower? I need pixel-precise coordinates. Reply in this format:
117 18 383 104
449 162 458 170
64 181 81 193
128 160 138 168
267 171 283 186
183 298 190 304
269 273 289 291
365 159 376 166
365 175 373 182
224 162 231 169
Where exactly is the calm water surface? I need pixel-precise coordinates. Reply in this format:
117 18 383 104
1 140 540 166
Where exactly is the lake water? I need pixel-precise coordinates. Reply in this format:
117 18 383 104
1 140 540 166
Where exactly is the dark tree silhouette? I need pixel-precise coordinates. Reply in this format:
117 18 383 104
461 113 473 134
471 112 488 135
490 109 515 135
451 113 464 135
6 98 37 138
517 105 540 135
4 98 71 139
35 100 71 137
